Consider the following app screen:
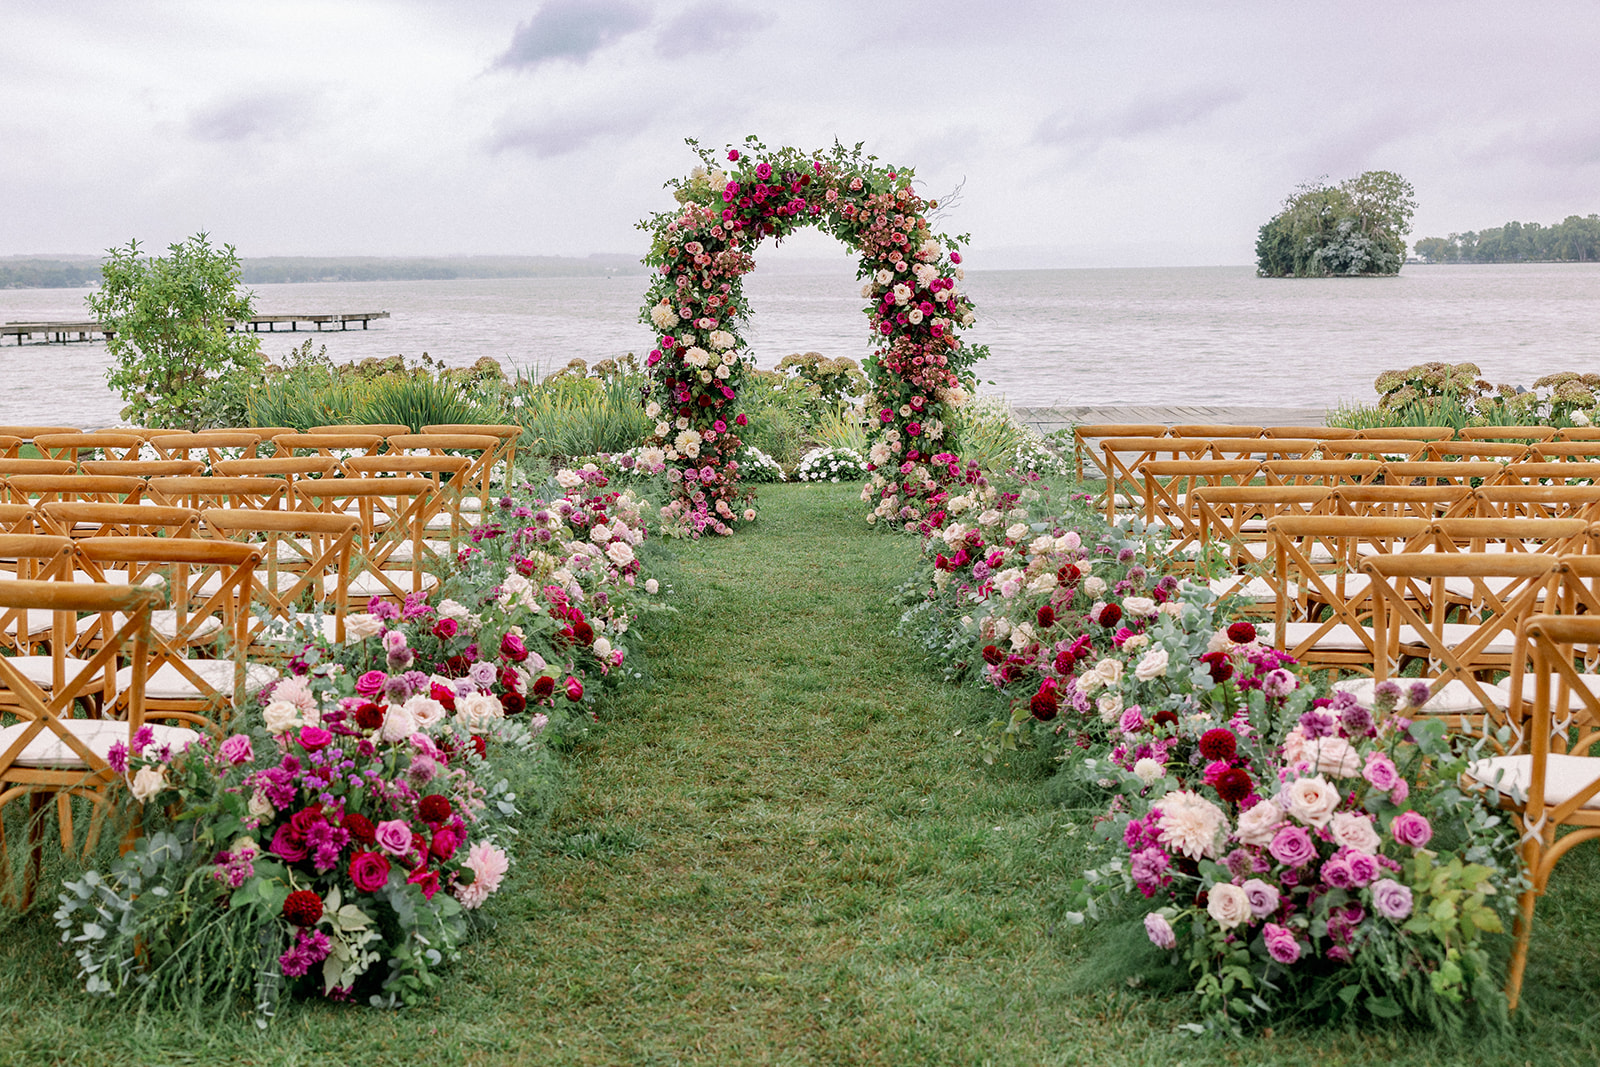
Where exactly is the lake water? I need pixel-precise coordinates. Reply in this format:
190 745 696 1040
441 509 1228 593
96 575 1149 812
2 263 1597 427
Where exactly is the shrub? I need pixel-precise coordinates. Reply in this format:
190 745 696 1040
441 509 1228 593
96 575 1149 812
740 444 787 483
795 445 866 482
88 232 263 429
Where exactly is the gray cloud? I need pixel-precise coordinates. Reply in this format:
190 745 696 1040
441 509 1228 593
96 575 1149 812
1036 85 1244 148
187 91 311 142
495 0 650 69
488 107 650 157
655 2 774 56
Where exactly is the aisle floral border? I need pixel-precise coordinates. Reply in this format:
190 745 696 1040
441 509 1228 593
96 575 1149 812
638 136 987 534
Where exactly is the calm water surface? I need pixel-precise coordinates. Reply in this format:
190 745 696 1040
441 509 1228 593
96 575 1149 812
2 264 1596 426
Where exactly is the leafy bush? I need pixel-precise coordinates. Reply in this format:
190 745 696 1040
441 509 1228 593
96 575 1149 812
1331 362 1600 430
740 444 787 483
507 368 653 465
811 404 870 455
243 343 498 431
88 232 263 429
734 370 812 463
794 446 865 482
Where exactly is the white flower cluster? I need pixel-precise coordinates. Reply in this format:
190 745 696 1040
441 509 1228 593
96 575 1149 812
740 444 787 483
795 446 866 483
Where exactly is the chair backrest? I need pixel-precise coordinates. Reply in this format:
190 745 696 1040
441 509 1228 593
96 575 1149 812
35 501 201 543
1501 462 1600 487
1320 440 1429 463
1191 485 1332 602
1427 440 1533 463
79 460 204 478
32 432 145 463
1471 485 1600 522
1532 441 1600 462
1169 424 1263 438
1555 426 1600 442
3 475 145 507
147 431 265 464
1506 613 1600 825
1264 425 1358 439
211 457 340 506
1380 460 1507 487
146 475 289 512
1331 484 1474 521
270 433 385 459
0 426 81 443
1070 423 1168 481
420 422 523 493
1354 426 1456 441
0 460 78 485
0 534 80 667
1460 425 1558 442
1262 459 1383 487
292 476 439 599
1098 437 1212 522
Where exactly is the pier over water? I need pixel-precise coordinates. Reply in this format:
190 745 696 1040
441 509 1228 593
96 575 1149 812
0 310 390 345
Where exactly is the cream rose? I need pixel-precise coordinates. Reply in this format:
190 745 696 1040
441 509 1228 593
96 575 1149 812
1094 658 1124 686
1233 798 1284 846
1122 596 1157 618
379 702 417 744
1097 692 1123 723
1329 811 1382 853
345 613 384 641
262 700 302 736
1307 736 1362 778
1134 648 1169 681
1206 882 1252 930
456 692 505 730
129 765 167 804
404 695 448 730
1285 775 1341 828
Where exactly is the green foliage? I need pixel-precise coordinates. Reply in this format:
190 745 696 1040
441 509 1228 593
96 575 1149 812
773 352 869 422
1256 172 1416 278
87 233 263 429
733 370 813 463
506 367 654 465
1329 361 1600 430
811 403 871 454
243 342 499 431
1414 214 1600 263
0 258 98 289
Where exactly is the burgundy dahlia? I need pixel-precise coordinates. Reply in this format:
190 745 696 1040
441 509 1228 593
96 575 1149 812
982 645 1004 666
354 702 385 731
282 889 323 927
1226 621 1257 644
341 812 377 845
1098 604 1122 628
1198 728 1238 762
1036 605 1056 629
1199 651 1234 684
1030 690 1059 722
1215 768 1253 804
418 794 452 823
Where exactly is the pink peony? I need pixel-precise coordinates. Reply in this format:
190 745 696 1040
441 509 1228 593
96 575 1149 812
219 734 254 765
453 841 511 909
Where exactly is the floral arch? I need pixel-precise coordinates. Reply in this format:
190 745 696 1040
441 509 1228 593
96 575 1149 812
638 137 985 535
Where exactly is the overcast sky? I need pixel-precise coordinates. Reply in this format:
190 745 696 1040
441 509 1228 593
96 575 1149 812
5 0 1598 269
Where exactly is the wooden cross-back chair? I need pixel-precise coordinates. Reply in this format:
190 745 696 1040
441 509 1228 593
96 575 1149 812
211 457 340 506
1138 459 1260 563
1331 484 1475 522
1071 424 1167 482
1554 426 1600 442
1190 485 1332 612
146 475 289 513
422 423 524 498
1470 485 1600 523
1460 425 1558 443
307 423 411 438
0 505 37 542
75 537 273 731
34 501 200 543
1265 515 1431 677
31 433 145 464
1531 441 1600 463
1466 611 1600 1011
1264 425 1359 440
1363 551 1562 735
1353 426 1456 441
0 438 24 461
1380 460 1507 488
1427 439 1534 464
1320 439 1429 464
1098 436 1213 522
269 432 386 461
0 536 114 708
0 580 168 909
389 432 501 522
4 474 146 507
1262 459 1383 488
147 431 264 466
1169 424 1262 439
0 462 79 492
293 476 441 601
1501 461 1600 488
202 508 358 651
79 460 202 478
347 451 475 548
0 427 79 445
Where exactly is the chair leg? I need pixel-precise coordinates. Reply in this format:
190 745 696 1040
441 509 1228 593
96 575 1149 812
1506 832 1544 1011
22 791 47 911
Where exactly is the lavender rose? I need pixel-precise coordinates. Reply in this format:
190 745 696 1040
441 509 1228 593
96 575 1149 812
1370 877 1414 921
1241 878 1281 919
1268 825 1317 867
1263 922 1301 964
374 818 414 858
1144 912 1177 950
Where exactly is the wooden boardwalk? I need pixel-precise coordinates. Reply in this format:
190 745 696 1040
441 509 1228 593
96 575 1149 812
1 311 390 345
1012 403 1328 437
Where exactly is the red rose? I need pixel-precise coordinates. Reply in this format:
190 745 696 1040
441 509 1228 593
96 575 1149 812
354 702 385 730
470 735 488 759
982 645 1004 666
1057 564 1079 583
1215 768 1253 804
1226 621 1257 644
499 632 530 662
282 889 323 927
531 675 555 698
341 812 376 844
289 806 325 837
348 851 392 893
429 828 460 861
1199 651 1234 684
418 794 451 823
429 682 457 711
407 867 440 900
1198 728 1238 762
432 617 459 639
571 621 595 646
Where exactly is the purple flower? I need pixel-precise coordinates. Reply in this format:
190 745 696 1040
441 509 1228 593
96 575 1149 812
1144 912 1177 950
382 630 408 655
1268 826 1316 867
1241 878 1280 918
107 742 128 774
1407 681 1432 710
1390 810 1433 848
1322 856 1355 888
468 661 498 689
278 928 332 978
1298 710 1336 739
383 676 414 705
130 725 154 756
1370 878 1414 920
305 820 351 874
1372 679 1402 712
1346 851 1379 886
1262 922 1301 964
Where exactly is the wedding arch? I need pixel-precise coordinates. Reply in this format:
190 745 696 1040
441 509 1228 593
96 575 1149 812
637 137 985 534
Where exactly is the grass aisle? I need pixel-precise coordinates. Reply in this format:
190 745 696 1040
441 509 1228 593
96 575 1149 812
3 483 1597 1065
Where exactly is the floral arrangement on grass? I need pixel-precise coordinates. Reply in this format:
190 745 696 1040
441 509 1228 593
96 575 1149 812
638 136 988 530
740 443 787 483
54 465 675 1022
794 445 865 483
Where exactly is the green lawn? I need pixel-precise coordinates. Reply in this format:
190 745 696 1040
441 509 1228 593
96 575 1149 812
1 482 1597 1065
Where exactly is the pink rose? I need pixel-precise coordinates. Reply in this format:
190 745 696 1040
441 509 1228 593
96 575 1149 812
1268 826 1316 867
219 734 253 765
433 617 459 639
270 823 308 863
374 818 414 858
565 676 584 702
1389 810 1432 848
297 726 332 751
356 670 388 697
348 851 392 893
500 632 529 663
1143 912 1176 950
1370 878 1414 920
1363 751 1399 792
1263 922 1301 964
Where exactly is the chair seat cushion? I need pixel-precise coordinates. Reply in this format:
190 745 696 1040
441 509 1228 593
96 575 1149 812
1466 754 1600 810
115 660 279 700
0 719 198 769
1264 621 1375 652
1207 576 1294 603
2 655 104 688
1397 622 1518 657
1335 676 1507 712
332 571 439 598
1494 673 1600 711
112 610 224 641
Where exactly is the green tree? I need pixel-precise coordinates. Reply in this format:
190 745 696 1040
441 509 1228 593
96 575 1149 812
1256 171 1415 277
86 232 261 429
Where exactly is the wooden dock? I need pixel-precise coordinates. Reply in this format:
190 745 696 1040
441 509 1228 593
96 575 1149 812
1013 403 1329 436
1 311 390 345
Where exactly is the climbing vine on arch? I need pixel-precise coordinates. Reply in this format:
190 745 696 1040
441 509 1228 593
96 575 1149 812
637 136 987 535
